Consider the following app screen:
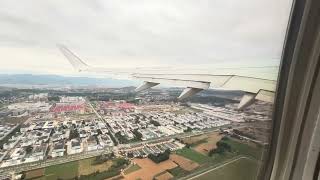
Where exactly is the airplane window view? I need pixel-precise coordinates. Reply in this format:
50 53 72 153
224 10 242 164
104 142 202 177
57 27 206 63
0 1 294 180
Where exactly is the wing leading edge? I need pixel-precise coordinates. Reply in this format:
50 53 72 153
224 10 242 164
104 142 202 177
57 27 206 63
58 45 277 110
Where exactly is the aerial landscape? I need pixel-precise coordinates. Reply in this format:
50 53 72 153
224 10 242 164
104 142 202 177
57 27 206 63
0 75 272 180
0 0 292 179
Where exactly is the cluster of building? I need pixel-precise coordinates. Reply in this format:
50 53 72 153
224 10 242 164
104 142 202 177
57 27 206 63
0 118 114 167
136 89 173 101
191 103 271 122
98 101 135 114
1 96 90 118
104 109 230 142
0 94 255 168
6 102 51 117
119 139 185 158
0 123 18 141
50 96 88 114
28 93 48 101
50 103 86 114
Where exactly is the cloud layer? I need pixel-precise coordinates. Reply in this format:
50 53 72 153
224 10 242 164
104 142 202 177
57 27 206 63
0 0 292 75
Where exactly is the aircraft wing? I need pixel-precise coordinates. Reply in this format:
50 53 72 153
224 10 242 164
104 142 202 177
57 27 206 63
58 45 277 110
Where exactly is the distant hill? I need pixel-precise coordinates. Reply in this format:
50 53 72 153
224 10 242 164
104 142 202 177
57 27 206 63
0 74 138 87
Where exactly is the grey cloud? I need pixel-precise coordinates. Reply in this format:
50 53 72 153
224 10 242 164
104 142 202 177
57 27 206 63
0 0 293 71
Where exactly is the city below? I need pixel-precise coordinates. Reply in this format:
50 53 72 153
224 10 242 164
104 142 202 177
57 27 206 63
0 86 272 180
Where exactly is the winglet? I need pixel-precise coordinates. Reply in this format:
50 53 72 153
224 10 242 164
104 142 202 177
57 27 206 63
57 44 89 72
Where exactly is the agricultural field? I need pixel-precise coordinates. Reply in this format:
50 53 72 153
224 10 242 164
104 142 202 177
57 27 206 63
154 171 174 180
123 164 141 175
122 158 177 180
182 134 209 145
222 137 264 160
44 161 78 180
175 148 208 164
23 137 264 180
169 154 199 171
24 168 45 180
24 157 126 180
78 157 113 176
168 166 189 177
193 132 223 155
170 137 264 179
193 158 259 180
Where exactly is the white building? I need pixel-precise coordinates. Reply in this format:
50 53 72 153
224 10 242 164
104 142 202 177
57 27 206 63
98 134 114 147
87 136 98 151
67 139 83 155
25 144 48 162
51 140 65 158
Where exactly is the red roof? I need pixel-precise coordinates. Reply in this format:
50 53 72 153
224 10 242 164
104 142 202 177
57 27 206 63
50 103 85 113
118 102 134 109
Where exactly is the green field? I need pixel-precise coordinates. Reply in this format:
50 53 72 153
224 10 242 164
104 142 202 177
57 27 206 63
123 164 141 175
194 158 259 180
223 138 263 160
176 148 208 164
25 157 127 180
44 161 79 180
169 137 264 179
168 166 189 177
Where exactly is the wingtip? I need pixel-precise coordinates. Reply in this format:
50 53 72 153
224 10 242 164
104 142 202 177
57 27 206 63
57 44 89 71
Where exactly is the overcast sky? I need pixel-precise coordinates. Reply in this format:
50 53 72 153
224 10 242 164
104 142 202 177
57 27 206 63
0 0 292 77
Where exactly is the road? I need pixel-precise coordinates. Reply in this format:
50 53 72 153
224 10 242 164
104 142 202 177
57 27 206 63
87 99 120 145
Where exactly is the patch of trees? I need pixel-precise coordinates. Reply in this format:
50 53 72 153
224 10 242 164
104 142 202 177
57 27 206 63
184 139 207 149
132 129 142 141
111 158 129 169
0 124 21 148
87 92 136 101
107 132 118 146
148 149 170 163
25 145 33 154
94 153 115 165
208 141 232 156
126 98 140 104
127 152 134 158
150 120 160 126
133 115 140 124
221 136 229 141
115 132 129 144
184 127 192 133
97 129 102 135
48 96 60 102
69 129 79 140
233 129 256 140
